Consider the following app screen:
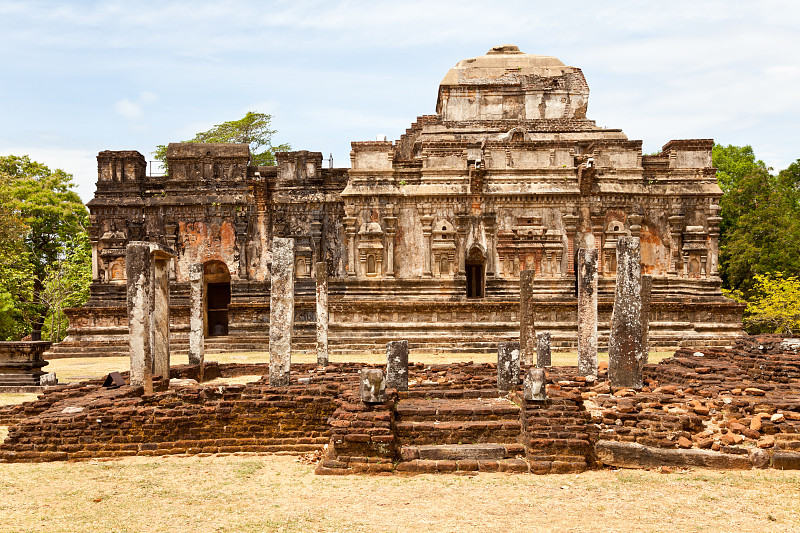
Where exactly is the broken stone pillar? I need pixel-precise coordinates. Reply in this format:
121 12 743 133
126 242 175 394
608 237 643 389
519 269 536 366
315 261 329 366
385 340 409 391
536 332 551 367
641 274 652 365
269 237 295 386
497 341 520 393
523 367 547 401
360 368 386 403
188 263 204 367
577 248 599 377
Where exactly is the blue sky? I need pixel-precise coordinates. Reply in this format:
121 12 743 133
1 0 799 202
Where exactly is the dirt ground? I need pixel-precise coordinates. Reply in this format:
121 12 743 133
6 350 794 532
39 349 676 384
0 453 798 533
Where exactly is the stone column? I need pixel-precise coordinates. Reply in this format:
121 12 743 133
385 340 409 391
577 248 599 377
641 274 652 366
536 332 551 367
152 256 170 380
608 237 643 389
126 241 175 394
519 270 536 366
421 214 434 277
269 237 295 386
497 341 520 393
315 261 329 366
188 263 204 366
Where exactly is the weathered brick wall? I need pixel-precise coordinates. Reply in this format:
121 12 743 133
0 378 340 462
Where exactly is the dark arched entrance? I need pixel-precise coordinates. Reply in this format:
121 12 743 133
465 245 485 298
204 261 231 336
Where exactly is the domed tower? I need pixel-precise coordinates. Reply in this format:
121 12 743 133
436 44 590 122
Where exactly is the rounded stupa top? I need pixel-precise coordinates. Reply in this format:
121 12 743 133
439 45 570 86
436 45 589 121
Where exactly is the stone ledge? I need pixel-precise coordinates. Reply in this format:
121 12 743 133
595 440 753 470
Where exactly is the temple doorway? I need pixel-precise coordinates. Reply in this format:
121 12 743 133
465 245 485 298
204 261 231 336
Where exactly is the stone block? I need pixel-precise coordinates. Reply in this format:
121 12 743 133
536 332 551 367
386 340 409 391
523 368 547 401
360 368 386 403
497 341 520 392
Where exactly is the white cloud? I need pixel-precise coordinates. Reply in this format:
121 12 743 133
114 92 159 121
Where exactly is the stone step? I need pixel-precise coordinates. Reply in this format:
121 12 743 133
395 458 529 474
400 443 525 461
396 397 521 421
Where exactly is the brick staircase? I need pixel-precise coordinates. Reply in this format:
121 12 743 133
394 391 529 473
521 393 597 474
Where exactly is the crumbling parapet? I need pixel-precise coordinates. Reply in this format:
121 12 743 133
126 241 175 394
269 237 295 386
608 237 643 389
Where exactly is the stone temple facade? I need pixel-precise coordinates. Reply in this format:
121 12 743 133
53 45 742 358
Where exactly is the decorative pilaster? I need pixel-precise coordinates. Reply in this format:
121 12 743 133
421 213 434 277
668 214 685 275
383 212 397 278
343 210 358 277
707 203 722 277
483 213 496 278
456 214 469 278
562 213 578 276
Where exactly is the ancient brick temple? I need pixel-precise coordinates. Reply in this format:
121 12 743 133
54 45 742 357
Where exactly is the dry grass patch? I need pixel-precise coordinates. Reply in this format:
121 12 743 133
0 454 797 532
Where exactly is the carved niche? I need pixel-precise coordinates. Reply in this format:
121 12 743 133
602 220 627 275
357 221 384 277
496 215 563 278
431 220 456 277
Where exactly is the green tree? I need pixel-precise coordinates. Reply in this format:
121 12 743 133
153 111 290 170
714 145 800 293
726 273 800 334
0 155 90 340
